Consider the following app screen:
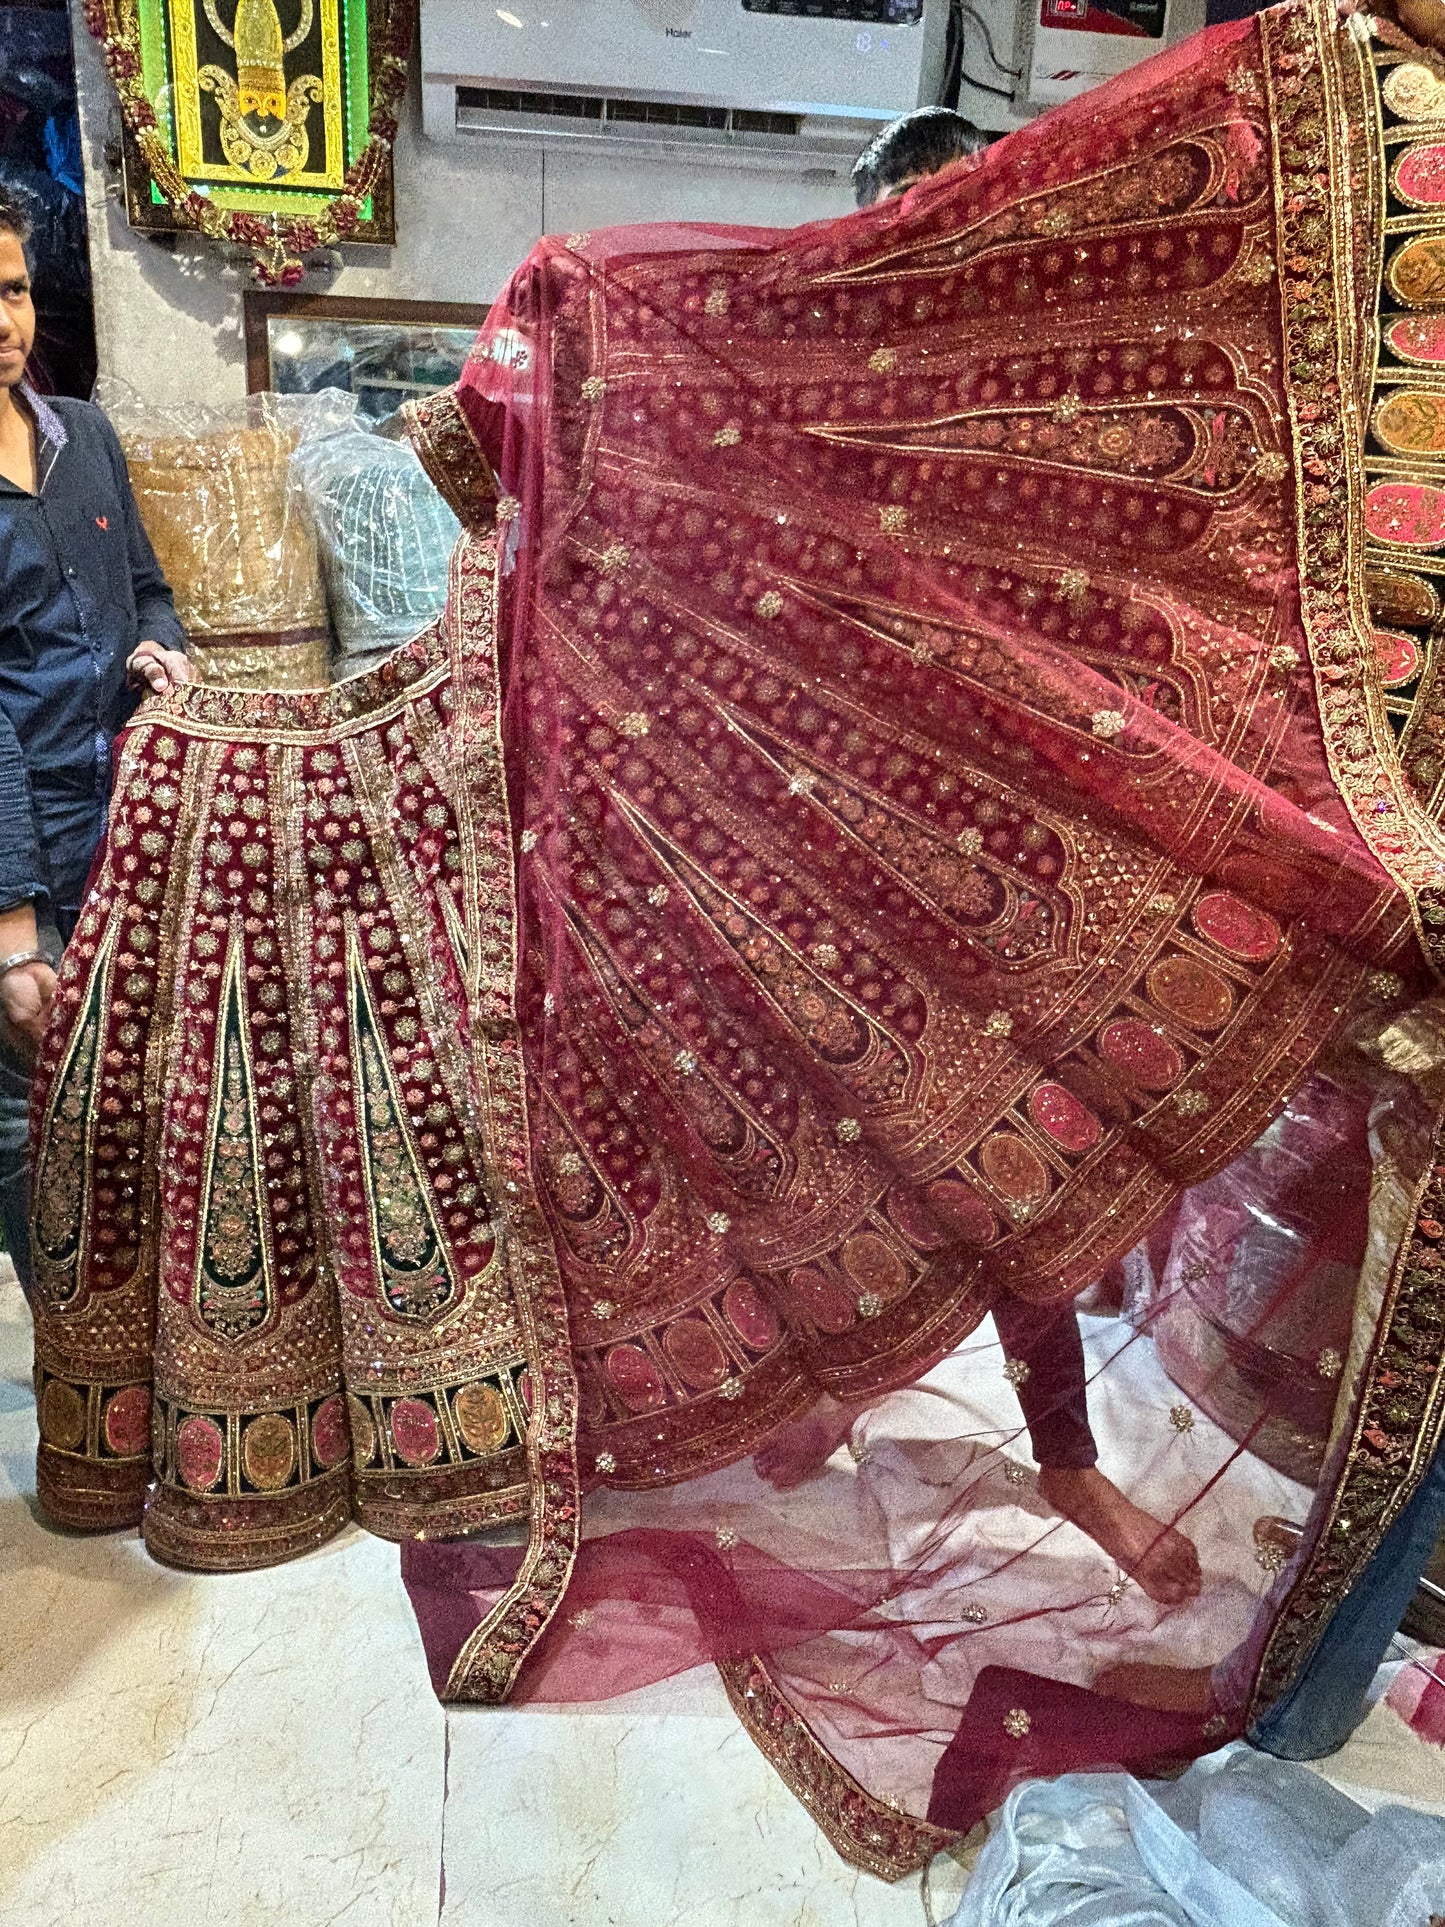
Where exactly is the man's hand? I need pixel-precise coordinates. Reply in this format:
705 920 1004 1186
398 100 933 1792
0 956 56 1064
127 640 193 695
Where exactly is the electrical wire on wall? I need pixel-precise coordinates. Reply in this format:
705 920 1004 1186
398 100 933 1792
941 0 1020 103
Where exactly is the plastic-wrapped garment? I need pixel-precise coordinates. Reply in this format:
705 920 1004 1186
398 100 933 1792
289 405 460 680
946 1745 1445 1927
108 390 331 692
1119 1066 1376 1486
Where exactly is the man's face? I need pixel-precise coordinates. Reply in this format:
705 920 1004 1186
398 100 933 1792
0 234 35 391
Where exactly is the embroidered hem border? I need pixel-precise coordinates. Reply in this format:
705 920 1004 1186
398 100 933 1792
403 389 500 532
718 1656 957 1879
429 533 584 1704
1249 0 1445 1715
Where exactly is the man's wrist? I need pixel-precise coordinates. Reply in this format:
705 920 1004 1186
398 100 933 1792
0 900 41 956
0 948 55 981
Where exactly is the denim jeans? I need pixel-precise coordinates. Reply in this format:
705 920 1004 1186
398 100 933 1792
0 910 72 1294
1249 1441 1445 1759
0 1026 29 1289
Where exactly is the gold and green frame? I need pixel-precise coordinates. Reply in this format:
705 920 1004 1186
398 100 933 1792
82 0 415 283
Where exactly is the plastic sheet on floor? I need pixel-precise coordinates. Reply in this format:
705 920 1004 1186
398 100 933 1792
945 1742 1445 1927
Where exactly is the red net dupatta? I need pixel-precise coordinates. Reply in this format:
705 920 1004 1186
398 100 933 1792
29 0 1445 1871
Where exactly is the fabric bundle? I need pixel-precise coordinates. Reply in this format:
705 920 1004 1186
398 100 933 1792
947 1745 1445 1925
118 395 330 691
289 403 460 681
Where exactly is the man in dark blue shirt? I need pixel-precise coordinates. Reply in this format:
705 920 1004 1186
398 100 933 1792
0 185 190 1287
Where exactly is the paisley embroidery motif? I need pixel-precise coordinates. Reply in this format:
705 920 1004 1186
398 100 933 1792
31 928 114 1306
193 934 274 1344
349 926 460 1323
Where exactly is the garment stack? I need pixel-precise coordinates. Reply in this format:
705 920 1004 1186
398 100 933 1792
111 389 458 691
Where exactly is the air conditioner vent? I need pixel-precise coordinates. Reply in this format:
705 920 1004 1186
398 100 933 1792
454 87 802 139
741 0 922 19
423 0 949 173
456 85 604 118
608 98 729 129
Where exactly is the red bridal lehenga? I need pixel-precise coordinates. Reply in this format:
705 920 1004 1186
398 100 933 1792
29 0 1445 1868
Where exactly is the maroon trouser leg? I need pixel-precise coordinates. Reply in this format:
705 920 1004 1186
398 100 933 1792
991 1293 1097 1469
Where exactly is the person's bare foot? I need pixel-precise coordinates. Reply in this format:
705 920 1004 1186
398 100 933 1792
1093 1661 1215 1713
1037 1466 1203 1607
754 1395 868 1489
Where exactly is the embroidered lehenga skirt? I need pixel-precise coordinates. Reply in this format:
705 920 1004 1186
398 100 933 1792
29 0 1445 1866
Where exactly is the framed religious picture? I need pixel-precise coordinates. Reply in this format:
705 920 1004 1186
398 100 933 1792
83 0 416 282
242 292 486 420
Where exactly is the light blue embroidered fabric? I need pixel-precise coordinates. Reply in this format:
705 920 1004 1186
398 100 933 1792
291 413 459 679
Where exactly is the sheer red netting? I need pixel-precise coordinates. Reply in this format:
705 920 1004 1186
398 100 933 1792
30 0 1445 1873
397 0 1445 1862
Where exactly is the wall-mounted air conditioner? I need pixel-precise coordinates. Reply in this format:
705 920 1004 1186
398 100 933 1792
421 0 950 173
1014 0 1205 111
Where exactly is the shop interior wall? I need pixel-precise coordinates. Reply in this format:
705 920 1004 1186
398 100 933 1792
68 0 869 410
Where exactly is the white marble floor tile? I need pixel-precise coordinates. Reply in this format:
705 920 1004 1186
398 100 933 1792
6 1244 1445 1927
0 1271 446 1927
1316 1690 1445 1816
438 1671 971 1927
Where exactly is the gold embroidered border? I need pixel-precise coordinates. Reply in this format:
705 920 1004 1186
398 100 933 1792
718 1655 956 1880
402 388 500 533
426 534 585 1704
133 631 448 743
1267 0 1445 953
1249 0 1445 1711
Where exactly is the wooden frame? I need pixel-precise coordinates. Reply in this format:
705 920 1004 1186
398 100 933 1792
243 291 488 395
89 0 416 277
121 120 397 247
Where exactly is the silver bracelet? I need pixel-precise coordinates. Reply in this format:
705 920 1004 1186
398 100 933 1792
0 948 52 981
